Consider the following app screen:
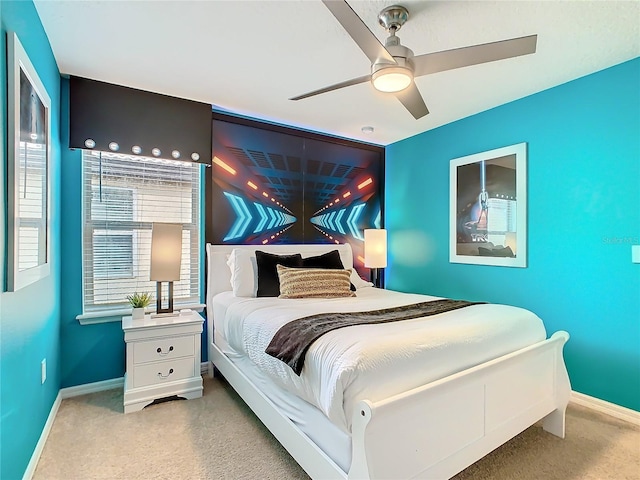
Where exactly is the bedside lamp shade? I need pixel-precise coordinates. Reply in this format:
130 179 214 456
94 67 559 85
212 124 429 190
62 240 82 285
364 229 387 287
150 223 182 281
150 223 182 314
364 229 387 268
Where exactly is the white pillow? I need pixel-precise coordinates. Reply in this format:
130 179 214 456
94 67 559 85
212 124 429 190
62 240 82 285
227 249 258 297
350 270 374 289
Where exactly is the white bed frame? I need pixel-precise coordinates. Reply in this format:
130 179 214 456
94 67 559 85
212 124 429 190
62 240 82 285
206 243 571 479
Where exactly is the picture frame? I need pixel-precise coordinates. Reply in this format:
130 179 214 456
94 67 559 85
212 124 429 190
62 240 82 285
6 32 51 291
450 142 527 268
208 112 385 280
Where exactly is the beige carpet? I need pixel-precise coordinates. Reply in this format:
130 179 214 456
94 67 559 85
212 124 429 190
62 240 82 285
33 376 640 480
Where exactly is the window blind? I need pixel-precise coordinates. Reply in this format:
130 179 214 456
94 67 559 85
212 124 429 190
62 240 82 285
82 151 201 313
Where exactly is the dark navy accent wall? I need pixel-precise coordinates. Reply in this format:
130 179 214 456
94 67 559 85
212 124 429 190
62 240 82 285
386 58 640 411
0 2 62 478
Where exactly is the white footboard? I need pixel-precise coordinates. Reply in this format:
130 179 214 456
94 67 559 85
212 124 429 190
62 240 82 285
211 331 569 480
349 331 571 479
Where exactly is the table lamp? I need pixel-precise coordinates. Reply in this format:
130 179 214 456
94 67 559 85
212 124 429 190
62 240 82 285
150 223 182 315
364 228 387 287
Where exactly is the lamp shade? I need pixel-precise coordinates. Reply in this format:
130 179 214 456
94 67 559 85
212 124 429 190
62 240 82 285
150 223 182 281
364 229 387 268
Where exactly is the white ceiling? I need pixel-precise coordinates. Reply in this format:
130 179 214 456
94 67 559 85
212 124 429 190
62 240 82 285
34 0 639 146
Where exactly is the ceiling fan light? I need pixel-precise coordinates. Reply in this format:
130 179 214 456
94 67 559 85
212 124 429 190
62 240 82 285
372 67 413 93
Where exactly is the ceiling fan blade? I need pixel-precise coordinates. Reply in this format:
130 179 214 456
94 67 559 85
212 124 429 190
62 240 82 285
394 83 429 119
322 0 395 65
412 35 537 77
290 74 372 101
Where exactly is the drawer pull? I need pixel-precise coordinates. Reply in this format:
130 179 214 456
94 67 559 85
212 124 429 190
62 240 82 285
156 346 174 355
158 368 174 379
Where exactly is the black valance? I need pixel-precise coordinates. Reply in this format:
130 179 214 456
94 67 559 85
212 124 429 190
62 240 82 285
69 76 212 165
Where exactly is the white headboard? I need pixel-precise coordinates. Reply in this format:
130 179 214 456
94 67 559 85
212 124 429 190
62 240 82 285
205 243 355 307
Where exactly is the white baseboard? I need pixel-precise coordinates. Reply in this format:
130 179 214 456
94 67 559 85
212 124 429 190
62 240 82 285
22 392 61 480
60 368 212 399
571 390 640 426
60 377 124 399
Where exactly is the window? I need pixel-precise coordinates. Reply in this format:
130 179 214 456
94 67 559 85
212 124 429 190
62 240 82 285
82 151 201 313
93 231 134 280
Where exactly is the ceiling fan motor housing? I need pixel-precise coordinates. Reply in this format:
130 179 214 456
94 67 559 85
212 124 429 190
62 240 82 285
372 39 415 74
378 5 409 32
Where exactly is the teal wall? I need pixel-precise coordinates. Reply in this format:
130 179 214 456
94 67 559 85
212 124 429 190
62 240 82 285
386 58 640 411
0 2 62 479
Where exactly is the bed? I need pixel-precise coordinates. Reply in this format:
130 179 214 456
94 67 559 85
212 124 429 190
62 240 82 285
206 243 570 479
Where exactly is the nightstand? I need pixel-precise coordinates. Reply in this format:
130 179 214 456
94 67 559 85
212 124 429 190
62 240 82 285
122 310 204 414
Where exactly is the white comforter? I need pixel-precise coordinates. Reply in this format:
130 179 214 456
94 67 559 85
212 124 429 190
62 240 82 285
214 287 546 433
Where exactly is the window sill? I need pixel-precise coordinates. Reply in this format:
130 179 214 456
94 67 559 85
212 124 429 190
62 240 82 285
76 303 206 325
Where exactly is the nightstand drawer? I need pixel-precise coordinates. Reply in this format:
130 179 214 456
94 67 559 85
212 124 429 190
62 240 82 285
132 357 196 388
133 335 194 364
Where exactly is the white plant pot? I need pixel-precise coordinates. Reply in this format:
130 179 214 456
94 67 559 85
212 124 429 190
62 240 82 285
131 307 145 322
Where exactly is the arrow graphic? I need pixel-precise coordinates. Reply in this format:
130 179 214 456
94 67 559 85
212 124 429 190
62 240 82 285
253 202 268 233
326 210 337 231
266 207 278 230
334 209 346 234
346 203 366 240
223 193 252 241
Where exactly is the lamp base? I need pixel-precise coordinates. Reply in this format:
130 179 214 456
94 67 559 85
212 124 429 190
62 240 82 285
369 268 384 288
155 281 174 314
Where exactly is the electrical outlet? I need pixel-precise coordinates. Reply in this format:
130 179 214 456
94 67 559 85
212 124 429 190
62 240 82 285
41 359 47 384
632 245 640 264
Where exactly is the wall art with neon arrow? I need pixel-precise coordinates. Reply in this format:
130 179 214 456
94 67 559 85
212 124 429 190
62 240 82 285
207 114 385 278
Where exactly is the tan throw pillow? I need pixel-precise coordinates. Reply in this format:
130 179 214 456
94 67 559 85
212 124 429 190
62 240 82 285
277 265 356 299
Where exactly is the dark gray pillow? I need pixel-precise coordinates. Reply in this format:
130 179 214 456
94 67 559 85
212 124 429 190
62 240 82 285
256 251 303 297
302 250 356 291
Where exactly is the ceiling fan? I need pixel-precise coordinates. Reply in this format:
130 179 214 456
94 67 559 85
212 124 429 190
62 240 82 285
290 0 537 119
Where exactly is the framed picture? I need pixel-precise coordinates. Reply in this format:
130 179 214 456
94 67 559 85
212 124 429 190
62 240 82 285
450 143 527 268
208 112 385 280
6 32 51 291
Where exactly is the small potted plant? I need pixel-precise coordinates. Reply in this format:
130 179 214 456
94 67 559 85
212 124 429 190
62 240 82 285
127 292 152 322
